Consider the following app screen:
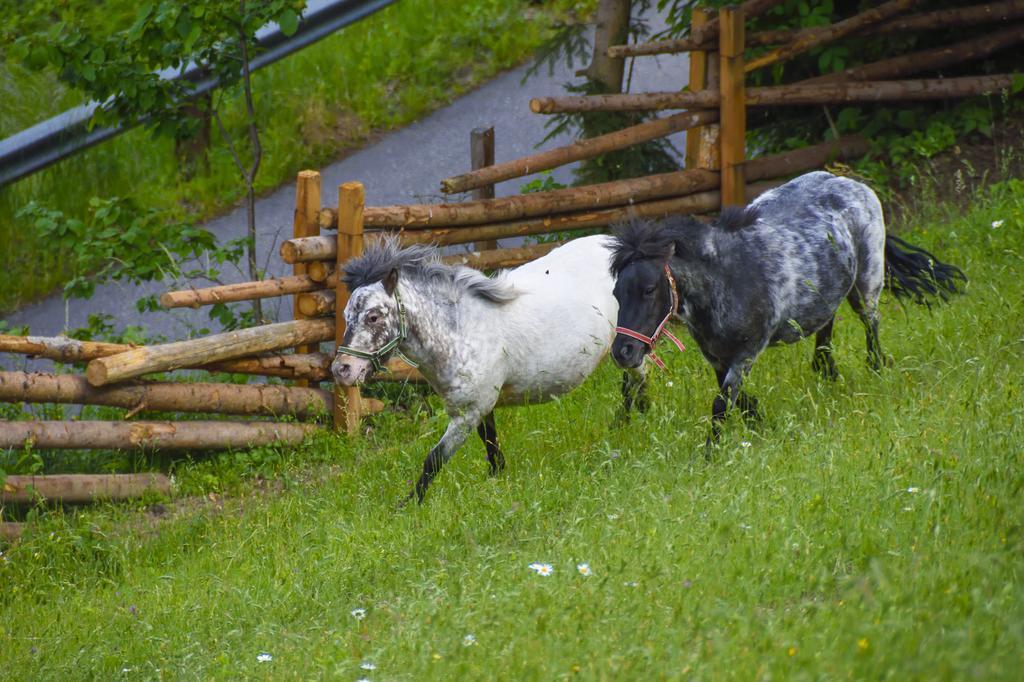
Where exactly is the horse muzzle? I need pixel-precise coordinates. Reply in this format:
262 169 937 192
611 335 646 369
331 354 373 386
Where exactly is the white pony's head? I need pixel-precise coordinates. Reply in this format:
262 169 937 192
331 269 401 386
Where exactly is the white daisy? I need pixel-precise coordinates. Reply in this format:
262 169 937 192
351 607 367 620
577 563 592 576
992 219 1004 228
256 653 273 663
528 562 554 576
740 441 752 448
360 662 377 671
907 487 920 494
463 634 477 646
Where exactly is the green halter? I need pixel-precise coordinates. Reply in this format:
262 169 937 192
335 286 419 373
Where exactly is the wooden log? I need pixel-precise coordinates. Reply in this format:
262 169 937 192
336 182 365 434
0 420 320 450
471 126 499 252
0 335 137 363
396 185 769 248
443 242 563 270
532 91 718 114
160 275 323 309
0 371 332 419
875 0 1024 34
1 473 171 504
306 261 335 282
284 168 721 261
371 358 425 383
85 318 336 387
530 74 1019 113
685 9 714 171
719 7 746 208
0 335 332 380
804 24 1024 85
443 111 718 195
745 136 870 181
0 522 22 542
281 234 340 263
346 168 720 230
297 290 336 318
612 1 1024 59
690 0 787 47
293 170 322 386
745 0 923 73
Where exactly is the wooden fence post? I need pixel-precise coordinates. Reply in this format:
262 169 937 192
293 170 321 387
685 9 713 169
719 6 746 207
335 182 365 434
471 127 498 252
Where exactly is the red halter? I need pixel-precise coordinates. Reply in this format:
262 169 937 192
614 264 686 370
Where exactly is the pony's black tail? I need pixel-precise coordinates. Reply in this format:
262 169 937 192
884 234 966 305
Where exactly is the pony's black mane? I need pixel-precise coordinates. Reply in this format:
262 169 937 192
609 205 759 274
342 236 518 303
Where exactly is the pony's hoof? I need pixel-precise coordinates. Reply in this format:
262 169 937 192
396 489 418 510
812 357 839 381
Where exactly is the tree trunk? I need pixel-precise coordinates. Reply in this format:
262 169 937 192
584 0 632 93
0 420 320 450
441 111 718 194
1 473 171 504
0 371 332 419
86 318 336 386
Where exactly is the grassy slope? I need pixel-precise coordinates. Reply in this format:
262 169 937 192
1 186 1022 678
0 0 591 312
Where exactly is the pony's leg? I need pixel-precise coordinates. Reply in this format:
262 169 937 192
618 366 649 420
707 359 762 448
846 288 885 371
811 316 839 380
476 411 505 476
408 415 476 504
709 364 747 443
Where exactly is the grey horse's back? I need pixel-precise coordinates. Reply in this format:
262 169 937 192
744 172 885 343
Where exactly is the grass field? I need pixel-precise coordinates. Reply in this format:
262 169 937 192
0 0 593 312
1 182 1022 678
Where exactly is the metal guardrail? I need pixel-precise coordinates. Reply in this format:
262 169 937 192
0 0 398 187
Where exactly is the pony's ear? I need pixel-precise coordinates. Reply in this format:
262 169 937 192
383 268 399 295
664 242 676 260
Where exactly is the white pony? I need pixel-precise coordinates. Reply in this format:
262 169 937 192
332 235 647 503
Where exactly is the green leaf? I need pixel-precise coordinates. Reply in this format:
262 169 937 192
277 9 299 37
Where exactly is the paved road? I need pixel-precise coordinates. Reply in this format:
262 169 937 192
2 9 688 359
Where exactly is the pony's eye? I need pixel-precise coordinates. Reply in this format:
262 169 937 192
367 313 380 324
643 285 657 296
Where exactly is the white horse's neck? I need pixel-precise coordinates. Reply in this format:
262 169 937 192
395 278 493 389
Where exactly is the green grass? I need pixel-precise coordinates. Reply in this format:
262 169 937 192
0 0 593 312
1 185 1023 678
